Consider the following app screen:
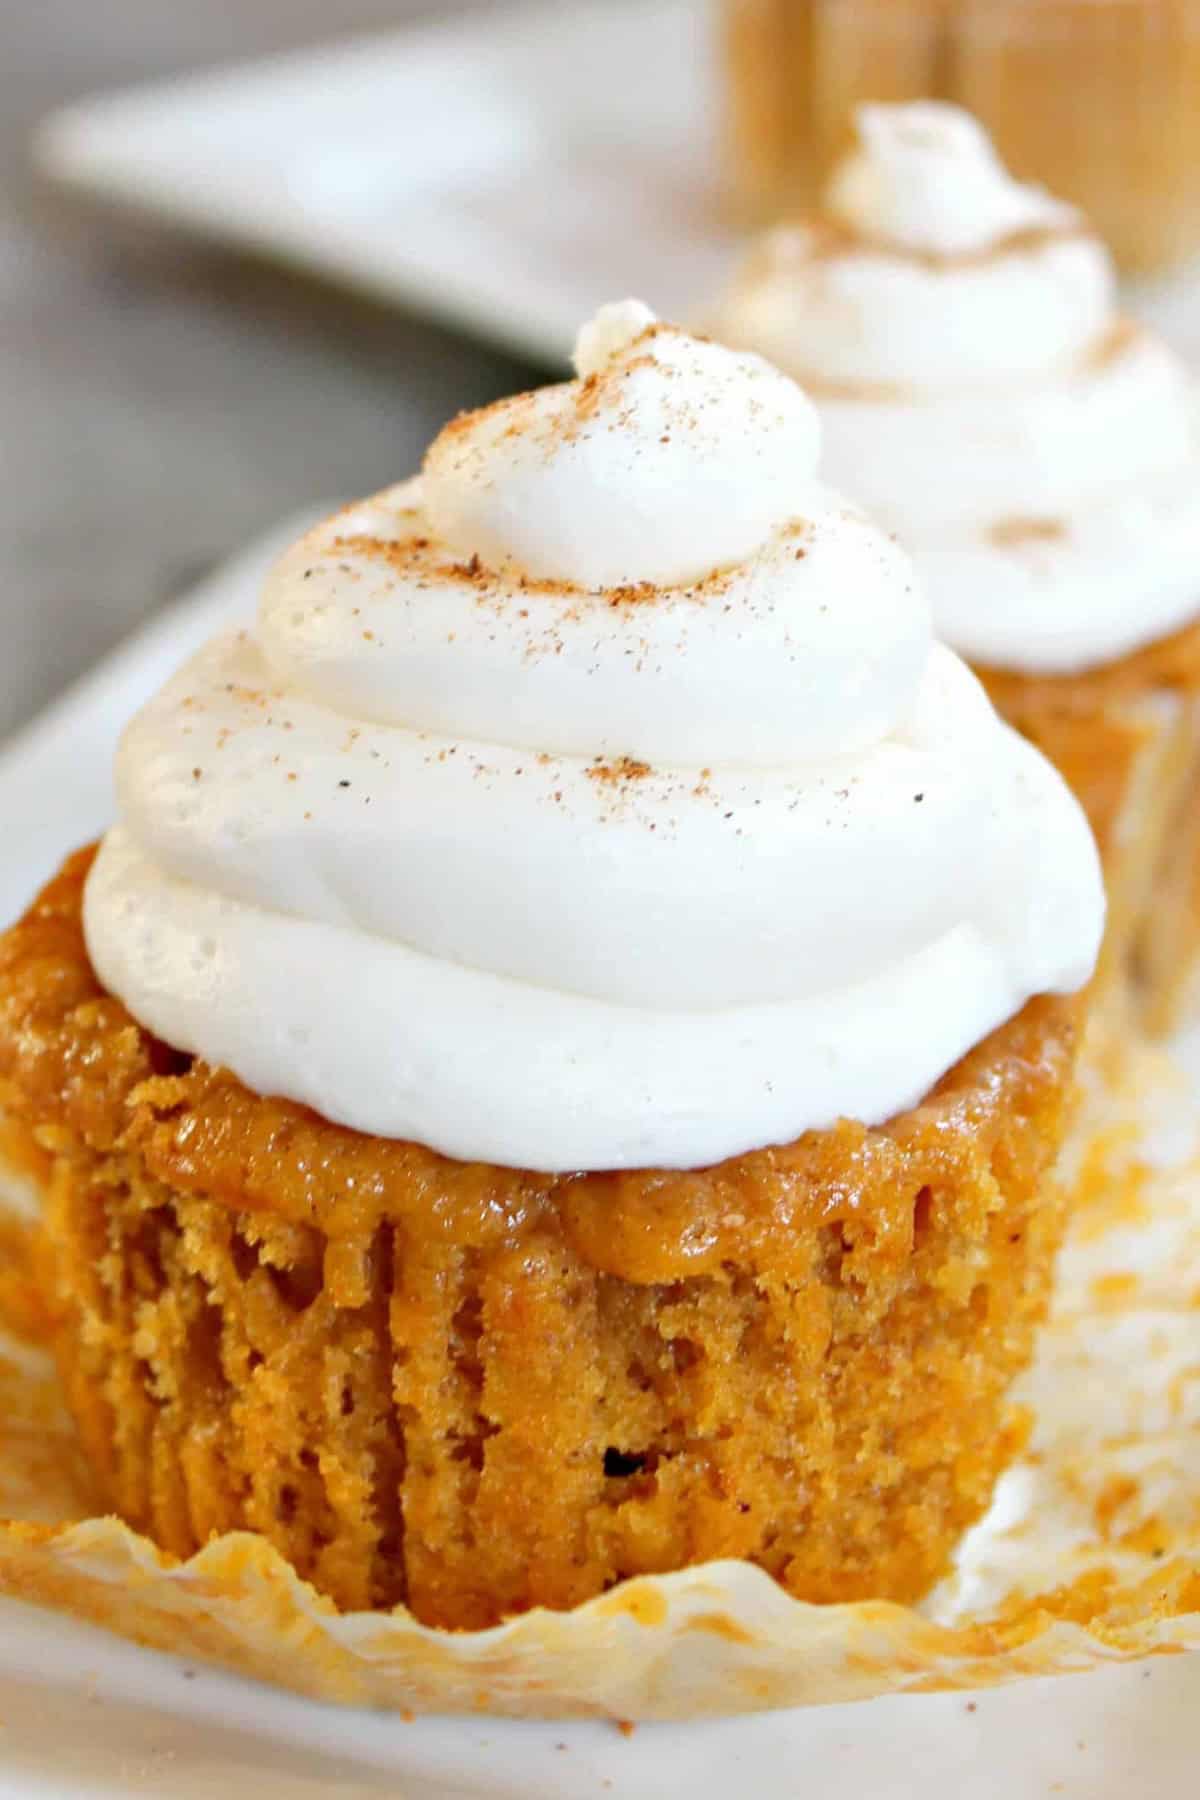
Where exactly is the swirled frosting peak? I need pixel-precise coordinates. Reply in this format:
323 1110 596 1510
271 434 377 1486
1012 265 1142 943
828 101 1076 257
84 303 1103 1172
424 299 823 590
716 105 1200 675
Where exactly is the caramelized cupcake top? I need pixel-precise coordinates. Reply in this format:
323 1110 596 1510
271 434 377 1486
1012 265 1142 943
716 104 1200 676
84 303 1102 1171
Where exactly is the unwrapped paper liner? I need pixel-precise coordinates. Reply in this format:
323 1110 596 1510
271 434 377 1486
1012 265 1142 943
0 1041 1198 1720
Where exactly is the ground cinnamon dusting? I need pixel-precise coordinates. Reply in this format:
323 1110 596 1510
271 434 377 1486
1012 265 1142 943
1084 318 1141 371
989 518 1067 548
587 756 652 785
763 214 1089 275
602 582 659 606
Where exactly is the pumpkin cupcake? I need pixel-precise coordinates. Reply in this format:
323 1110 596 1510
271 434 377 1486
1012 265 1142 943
0 304 1102 1629
716 104 1200 1030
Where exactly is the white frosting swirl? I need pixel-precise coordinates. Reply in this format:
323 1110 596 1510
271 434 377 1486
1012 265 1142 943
84 303 1103 1171
423 298 824 591
716 105 1200 675
828 102 1077 258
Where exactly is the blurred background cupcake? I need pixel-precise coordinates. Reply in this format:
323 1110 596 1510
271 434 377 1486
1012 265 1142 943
722 0 1200 274
713 101 1200 1031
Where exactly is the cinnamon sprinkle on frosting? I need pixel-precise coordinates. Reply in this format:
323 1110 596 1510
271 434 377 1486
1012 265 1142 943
587 756 653 786
989 518 1067 548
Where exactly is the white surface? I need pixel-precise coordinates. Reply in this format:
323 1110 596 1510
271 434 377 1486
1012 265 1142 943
1 528 1199 1792
0 1596 1198 1800
0 1594 1195 1800
31 0 1200 374
33 0 735 371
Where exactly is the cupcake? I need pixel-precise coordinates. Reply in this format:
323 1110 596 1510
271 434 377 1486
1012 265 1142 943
0 304 1102 1630
721 0 1200 275
715 103 1200 1031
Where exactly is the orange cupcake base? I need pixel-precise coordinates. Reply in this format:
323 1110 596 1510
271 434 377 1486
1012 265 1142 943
981 617 1200 1036
0 851 1079 1630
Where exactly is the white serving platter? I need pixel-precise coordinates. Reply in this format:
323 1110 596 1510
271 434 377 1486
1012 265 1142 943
33 0 739 372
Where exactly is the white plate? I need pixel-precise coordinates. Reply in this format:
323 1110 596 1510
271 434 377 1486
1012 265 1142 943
1 526 1200 1793
33 0 737 371
31 0 1200 372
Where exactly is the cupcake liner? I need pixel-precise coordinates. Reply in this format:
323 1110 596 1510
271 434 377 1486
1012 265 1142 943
0 1045 1197 1720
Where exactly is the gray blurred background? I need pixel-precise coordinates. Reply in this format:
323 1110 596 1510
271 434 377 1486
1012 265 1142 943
1 0 534 743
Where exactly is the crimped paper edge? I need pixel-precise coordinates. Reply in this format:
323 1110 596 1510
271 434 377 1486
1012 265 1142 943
0 1516 1197 1719
2 1050 1200 1721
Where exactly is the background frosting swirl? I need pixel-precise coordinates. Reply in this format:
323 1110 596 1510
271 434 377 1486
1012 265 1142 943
827 102 1077 258
716 105 1200 674
85 303 1103 1171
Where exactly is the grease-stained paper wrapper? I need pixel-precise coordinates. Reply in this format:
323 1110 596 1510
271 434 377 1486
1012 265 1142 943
0 1046 1198 1721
